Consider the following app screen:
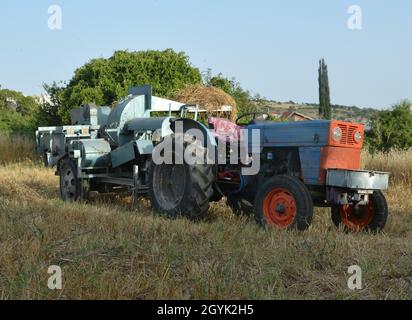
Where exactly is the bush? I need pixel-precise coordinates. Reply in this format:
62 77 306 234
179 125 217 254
367 100 412 153
0 88 42 135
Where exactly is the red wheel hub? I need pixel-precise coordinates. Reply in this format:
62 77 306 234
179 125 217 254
339 201 374 231
263 188 296 228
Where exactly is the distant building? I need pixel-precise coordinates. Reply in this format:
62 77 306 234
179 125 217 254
33 94 52 105
5 97 18 111
272 111 314 121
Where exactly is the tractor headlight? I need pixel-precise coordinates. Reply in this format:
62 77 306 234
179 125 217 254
332 127 342 142
354 130 363 143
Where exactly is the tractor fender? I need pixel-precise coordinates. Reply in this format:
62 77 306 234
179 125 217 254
169 118 217 148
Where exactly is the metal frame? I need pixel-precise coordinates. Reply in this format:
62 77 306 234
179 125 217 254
326 169 390 190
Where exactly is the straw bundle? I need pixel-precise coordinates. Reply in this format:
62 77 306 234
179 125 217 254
174 85 237 121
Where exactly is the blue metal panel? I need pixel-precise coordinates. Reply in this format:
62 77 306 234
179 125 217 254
96 107 111 125
128 85 152 111
110 141 136 168
136 140 153 155
245 126 264 153
110 140 153 168
299 147 322 185
70 105 111 126
75 139 111 168
125 117 170 133
248 120 330 148
106 95 147 145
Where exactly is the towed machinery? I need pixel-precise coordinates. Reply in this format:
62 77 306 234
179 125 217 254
36 85 390 232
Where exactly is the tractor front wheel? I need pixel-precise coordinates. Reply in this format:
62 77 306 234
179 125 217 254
254 175 313 230
331 191 388 232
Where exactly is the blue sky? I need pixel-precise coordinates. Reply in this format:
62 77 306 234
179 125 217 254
0 0 411 109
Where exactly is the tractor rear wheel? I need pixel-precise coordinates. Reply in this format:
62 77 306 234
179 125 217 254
254 175 313 230
331 191 388 232
148 134 215 220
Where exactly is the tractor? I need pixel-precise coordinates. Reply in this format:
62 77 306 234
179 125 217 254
36 85 390 232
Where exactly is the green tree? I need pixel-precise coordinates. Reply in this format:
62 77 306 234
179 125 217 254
47 49 202 123
205 72 257 116
318 59 332 119
0 88 42 134
42 82 65 126
367 100 412 153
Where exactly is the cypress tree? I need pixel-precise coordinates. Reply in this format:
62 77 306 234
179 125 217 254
318 59 332 119
318 60 324 117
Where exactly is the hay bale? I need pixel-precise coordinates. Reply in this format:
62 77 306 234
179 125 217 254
174 85 237 121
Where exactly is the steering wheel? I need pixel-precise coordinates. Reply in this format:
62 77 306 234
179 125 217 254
236 112 271 125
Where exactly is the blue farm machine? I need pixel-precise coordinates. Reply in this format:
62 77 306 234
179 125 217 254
36 85 390 232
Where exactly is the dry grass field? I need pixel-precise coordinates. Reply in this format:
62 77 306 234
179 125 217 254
0 136 411 299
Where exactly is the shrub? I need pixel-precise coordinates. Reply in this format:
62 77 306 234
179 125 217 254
367 100 412 153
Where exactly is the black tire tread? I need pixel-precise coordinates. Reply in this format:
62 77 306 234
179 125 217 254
149 134 215 220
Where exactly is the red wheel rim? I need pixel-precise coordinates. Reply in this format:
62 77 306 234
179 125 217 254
263 188 296 228
339 201 374 231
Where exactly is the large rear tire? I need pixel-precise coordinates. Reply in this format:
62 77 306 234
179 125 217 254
148 134 215 220
254 175 313 230
331 191 388 232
